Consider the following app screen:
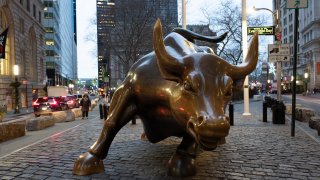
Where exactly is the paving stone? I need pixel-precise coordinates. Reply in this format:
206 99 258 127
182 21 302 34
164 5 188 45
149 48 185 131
0 102 320 179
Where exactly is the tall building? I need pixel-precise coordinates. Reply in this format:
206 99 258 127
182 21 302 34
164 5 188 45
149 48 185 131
43 0 77 87
96 0 115 89
0 0 46 111
277 0 320 92
96 0 178 89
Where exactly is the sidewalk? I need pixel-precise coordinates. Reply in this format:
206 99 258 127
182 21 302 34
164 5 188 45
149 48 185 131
2 107 34 122
0 100 320 179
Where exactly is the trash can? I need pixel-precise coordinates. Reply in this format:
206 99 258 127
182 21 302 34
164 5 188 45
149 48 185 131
272 101 286 124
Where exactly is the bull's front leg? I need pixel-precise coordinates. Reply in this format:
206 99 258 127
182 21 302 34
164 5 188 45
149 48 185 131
167 134 198 177
73 85 137 175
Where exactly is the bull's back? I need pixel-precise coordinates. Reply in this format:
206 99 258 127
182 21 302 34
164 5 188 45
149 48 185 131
125 52 185 142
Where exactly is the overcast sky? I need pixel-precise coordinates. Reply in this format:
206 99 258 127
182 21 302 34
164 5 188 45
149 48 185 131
76 0 273 79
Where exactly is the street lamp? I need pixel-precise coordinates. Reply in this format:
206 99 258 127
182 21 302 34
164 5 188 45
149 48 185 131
304 72 308 95
13 65 20 113
250 6 282 101
69 83 74 95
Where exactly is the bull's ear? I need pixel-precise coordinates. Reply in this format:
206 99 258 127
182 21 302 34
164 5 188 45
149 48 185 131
153 19 184 82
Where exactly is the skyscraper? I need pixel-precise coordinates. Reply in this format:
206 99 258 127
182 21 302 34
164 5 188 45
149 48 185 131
43 0 77 86
96 0 178 89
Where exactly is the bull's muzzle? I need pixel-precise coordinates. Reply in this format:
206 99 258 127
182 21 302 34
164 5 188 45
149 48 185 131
187 115 230 150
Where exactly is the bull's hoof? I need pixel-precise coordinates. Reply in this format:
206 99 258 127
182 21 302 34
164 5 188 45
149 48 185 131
167 153 196 177
73 152 105 176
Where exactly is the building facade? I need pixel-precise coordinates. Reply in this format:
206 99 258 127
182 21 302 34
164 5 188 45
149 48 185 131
0 0 46 111
277 0 320 92
96 0 178 89
43 0 77 87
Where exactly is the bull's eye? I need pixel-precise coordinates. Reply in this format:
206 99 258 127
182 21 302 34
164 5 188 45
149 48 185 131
184 82 194 92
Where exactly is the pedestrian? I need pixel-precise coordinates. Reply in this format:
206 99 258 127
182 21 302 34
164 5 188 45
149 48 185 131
80 94 91 119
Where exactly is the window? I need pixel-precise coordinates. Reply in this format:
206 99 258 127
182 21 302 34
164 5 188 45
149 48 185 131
33 4 36 18
289 24 293 33
38 11 41 23
289 35 293 43
45 27 54 33
44 12 53 19
45 39 54 46
45 50 55 56
44 1 53 7
289 14 292 21
27 0 30 12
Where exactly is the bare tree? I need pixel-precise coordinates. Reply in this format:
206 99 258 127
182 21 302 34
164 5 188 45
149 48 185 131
109 0 177 78
201 0 268 65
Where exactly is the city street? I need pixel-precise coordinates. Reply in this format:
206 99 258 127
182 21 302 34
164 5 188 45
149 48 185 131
0 100 320 179
282 94 320 116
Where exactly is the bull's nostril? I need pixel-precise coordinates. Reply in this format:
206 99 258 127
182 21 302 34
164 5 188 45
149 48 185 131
198 116 205 124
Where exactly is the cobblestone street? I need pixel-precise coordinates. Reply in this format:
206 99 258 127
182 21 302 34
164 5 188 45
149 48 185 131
1 101 320 179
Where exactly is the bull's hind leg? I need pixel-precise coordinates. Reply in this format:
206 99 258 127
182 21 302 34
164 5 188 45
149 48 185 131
73 85 137 175
167 134 198 177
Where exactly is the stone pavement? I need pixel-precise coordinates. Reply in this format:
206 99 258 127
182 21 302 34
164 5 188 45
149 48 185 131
1 100 320 179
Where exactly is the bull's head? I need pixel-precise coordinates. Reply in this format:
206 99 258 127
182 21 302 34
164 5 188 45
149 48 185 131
153 19 258 150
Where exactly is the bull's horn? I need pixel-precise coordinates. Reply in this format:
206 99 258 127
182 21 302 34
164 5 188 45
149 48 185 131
173 28 228 43
153 19 184 82
226 31 259 79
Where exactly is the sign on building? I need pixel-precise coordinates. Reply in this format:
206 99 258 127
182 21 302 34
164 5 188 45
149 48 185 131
286 0 308 9
247 26 275 35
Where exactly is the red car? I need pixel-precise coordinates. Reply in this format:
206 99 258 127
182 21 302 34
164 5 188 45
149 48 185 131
61 95 80 109
33 96 68 117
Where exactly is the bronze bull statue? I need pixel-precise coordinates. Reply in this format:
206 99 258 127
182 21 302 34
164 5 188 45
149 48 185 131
73 19 258 177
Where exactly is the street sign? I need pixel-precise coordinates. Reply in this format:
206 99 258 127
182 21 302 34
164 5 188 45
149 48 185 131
286 0 308 9
275 32 282 41
247 26 275 35
268 44 290 56
268 55 290 62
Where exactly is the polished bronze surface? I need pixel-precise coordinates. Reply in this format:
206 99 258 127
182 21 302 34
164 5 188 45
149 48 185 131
73 19 259 177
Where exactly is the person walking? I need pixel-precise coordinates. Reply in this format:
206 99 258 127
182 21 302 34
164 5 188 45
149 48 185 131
80 94 91 119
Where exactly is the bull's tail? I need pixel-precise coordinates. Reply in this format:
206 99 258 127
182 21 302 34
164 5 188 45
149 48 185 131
172 28 227 43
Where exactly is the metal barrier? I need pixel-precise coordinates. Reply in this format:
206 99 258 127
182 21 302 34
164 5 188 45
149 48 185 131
229 103 234 126
263 96 285 124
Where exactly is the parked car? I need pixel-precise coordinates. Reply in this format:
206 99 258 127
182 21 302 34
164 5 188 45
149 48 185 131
32 96 68 117
73 94 83 105
61 95 80 109
89 93 96 100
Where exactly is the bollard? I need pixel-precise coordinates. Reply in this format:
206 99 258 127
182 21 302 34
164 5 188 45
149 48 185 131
132 116 136 125
228 103 234 126
263 101 267 122
103 104 108 120
99 104 103 119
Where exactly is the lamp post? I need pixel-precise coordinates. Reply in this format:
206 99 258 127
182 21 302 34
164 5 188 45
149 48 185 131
242 0 251 116
304 72 308 95
69 83 74 95
182 0 186 29
13 65 20 114
251 6 282 101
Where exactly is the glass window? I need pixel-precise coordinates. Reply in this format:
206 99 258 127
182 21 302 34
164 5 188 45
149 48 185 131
33 4 36 18
44 12 53 19
38 11 41 23
46 39 54 46
27 0 30 12
45 27 54 33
